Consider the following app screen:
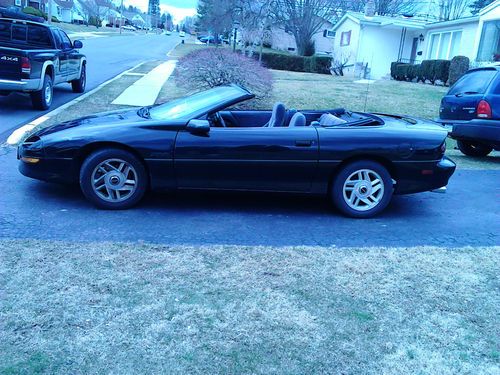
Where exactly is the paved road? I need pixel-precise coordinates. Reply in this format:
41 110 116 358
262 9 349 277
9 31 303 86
0 33 180 139
0 146 498 247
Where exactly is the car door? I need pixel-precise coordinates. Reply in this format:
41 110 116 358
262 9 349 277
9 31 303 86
174 126 319 192
52 30 68 81
57 30 79 79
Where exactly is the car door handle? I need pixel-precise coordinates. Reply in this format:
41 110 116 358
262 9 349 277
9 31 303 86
295 140 313 147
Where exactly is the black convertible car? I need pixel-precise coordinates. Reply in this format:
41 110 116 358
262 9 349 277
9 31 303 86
18 85 456 218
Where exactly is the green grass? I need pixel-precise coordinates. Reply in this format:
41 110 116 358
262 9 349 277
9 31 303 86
0 240 499 374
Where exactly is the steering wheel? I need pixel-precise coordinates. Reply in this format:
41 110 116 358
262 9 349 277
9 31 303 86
214 112 227 128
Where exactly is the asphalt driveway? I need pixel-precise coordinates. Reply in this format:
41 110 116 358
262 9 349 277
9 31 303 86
0 146 498 247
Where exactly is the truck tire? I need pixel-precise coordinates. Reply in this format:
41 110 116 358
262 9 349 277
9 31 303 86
31 74 53 110
71 63 86 93
457 140 492 157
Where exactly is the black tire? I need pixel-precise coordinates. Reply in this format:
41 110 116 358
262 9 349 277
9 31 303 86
31 74 53 110
456 140 492 157
331 160 393 218
71 63 86 93
79 148 148 209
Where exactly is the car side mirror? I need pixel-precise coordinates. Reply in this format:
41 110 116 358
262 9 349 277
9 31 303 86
186 119 210 134
73 40 83 49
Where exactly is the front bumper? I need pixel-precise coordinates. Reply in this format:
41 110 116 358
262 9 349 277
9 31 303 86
18 146 76 184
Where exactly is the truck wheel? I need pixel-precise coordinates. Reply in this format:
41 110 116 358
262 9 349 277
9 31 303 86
331 160 393 218
31 75 53 110
457 140 492 157
71 63 86 93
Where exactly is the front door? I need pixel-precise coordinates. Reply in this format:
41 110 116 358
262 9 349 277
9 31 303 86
58 30 79 78
174 126 319 192
410 37 418 64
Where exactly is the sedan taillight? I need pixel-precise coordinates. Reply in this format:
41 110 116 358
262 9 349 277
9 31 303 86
477 100 492 119
21 57 31 75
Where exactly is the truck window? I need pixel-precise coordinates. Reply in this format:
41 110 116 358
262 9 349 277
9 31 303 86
11 25 27 42
448 69 497 95
0 21 10 40
28 26 52 48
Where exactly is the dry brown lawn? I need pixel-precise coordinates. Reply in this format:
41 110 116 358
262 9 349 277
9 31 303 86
1 240 499 374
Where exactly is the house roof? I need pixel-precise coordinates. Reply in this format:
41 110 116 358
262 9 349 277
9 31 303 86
53 0 74 9
480 0 499 15
425 15 479 29
332 11 428 31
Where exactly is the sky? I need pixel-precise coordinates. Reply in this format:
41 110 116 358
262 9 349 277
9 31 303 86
123 0 198 23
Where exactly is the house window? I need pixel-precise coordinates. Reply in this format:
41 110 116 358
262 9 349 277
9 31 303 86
323 30 335 38
15 0 22 6
427 30 462 60
477 20 500 61
340 30 351 46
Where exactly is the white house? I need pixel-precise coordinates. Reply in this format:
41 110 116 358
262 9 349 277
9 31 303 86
331 0 500 79
270 19 336 54
46 0 74 23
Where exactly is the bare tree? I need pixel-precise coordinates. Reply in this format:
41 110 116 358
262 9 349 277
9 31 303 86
80 0 114 25
439 0 471 21
197 0 238 37
341 0 417 16
239 0 274 60
272 0 342 56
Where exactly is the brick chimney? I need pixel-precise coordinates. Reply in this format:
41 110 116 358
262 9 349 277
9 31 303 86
365 0 376 17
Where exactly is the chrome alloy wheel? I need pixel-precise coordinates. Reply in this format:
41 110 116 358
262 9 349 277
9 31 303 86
342 169 385 211
44 83 52 104
91 159 138 202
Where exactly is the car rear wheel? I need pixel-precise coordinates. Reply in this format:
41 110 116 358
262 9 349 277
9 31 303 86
71 63 86 93
331 161 393 218
456 140 492 157
80 149 147 209
31 74 53 110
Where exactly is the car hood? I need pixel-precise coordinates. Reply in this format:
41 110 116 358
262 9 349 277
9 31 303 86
36 108 147 137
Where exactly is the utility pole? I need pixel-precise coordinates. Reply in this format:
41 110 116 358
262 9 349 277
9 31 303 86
119 0 124 34
47 0 52 24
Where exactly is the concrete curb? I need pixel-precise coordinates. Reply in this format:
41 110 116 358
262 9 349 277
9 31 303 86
6 61 146 146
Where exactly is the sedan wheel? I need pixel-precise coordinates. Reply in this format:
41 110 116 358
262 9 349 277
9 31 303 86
80 149 147 209
332 161 393 218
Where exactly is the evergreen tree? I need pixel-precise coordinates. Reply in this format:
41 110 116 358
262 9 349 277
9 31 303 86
470 0 494 14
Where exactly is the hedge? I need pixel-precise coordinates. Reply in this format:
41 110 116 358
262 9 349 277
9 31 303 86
448 56 470 86
259 52 332 74
23 6 59 22
391 59 451 85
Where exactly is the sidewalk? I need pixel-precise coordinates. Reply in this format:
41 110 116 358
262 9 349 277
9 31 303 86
111 60 177 107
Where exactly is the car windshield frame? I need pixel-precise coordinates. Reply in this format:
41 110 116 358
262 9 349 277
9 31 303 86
148 85 253 121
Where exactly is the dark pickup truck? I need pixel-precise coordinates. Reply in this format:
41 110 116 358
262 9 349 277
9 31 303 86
0 18 86 110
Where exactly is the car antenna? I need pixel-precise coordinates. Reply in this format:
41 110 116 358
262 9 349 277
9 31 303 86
363 79 371 112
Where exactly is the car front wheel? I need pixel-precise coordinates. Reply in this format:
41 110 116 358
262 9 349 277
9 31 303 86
331 161 393 218
456 140 492 157
79 149 147 209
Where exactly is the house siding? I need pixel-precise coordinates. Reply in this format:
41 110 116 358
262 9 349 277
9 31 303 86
333 17 360 74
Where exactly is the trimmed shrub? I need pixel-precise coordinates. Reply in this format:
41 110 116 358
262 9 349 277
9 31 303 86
22 6 44 18
175 48 273 99
448 56 470 86
434 59 451 84
259 52 332 74
390 61 399 79
394 64 409 80
407 64 421 81
419 59 451 84
51 16 59 23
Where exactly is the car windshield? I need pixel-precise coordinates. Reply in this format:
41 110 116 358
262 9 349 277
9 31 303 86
448 69 497 96
148 86 248 120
